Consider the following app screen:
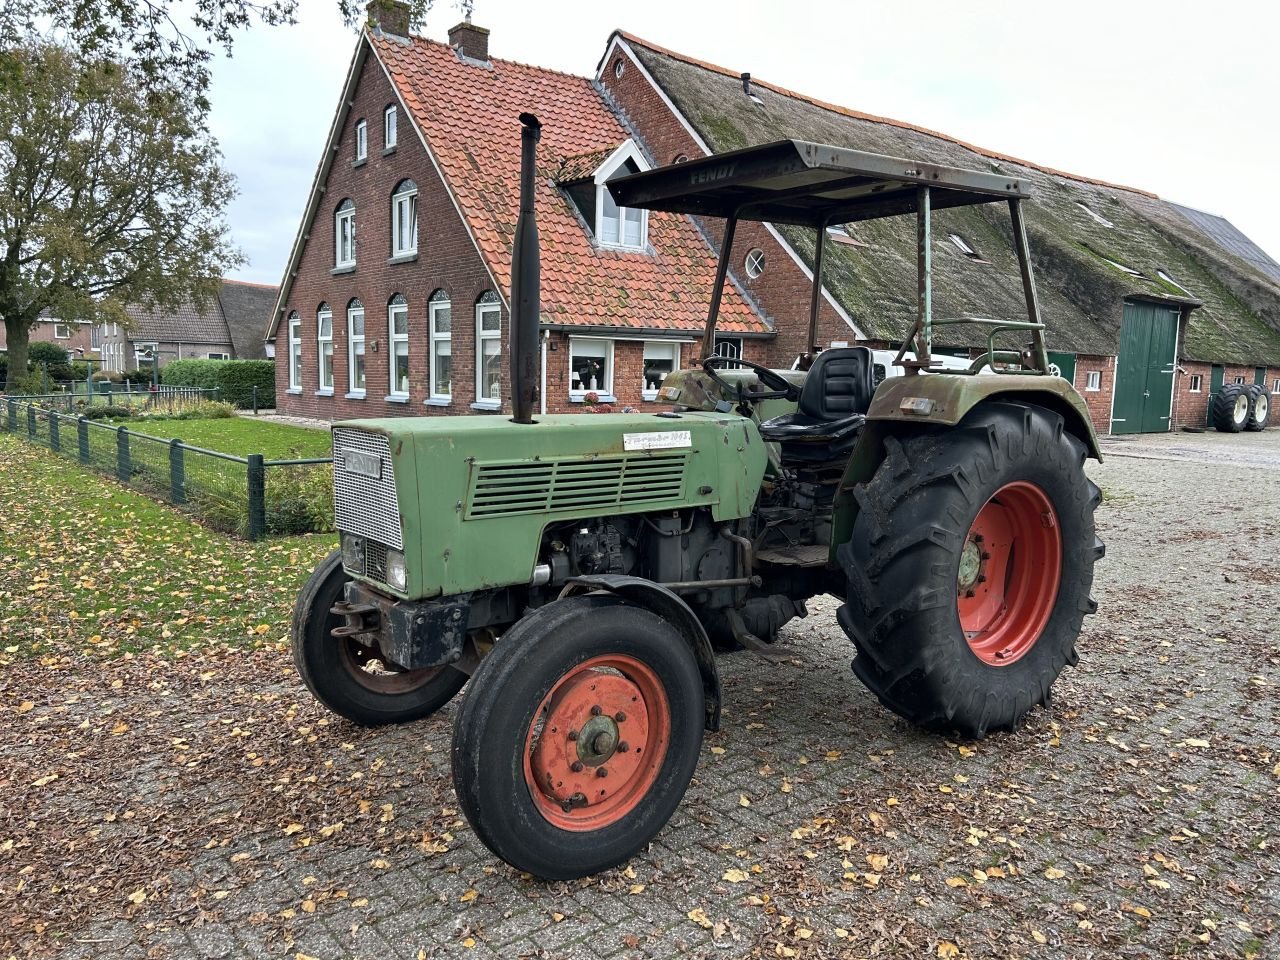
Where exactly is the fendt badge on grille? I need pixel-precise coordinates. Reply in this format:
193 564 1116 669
342 448 382 480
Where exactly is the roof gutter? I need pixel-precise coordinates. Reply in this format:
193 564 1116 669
539 322 773 340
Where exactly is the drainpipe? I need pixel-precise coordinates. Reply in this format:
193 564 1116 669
540 329 548 416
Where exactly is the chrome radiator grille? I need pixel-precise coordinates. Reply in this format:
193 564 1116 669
332 428 403 550
467 454 688 519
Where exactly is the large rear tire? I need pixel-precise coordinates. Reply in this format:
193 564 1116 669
837 401 1103 738
1212 384 1250 433
1244 384 1269 431
291 549 467 726
452 595 704 879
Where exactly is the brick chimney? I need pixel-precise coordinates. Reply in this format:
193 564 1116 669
367 0 410 40
449 20 490 63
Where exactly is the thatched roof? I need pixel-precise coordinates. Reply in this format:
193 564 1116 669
625 36 1280 364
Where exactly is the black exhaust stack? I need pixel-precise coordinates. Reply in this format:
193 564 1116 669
509 112 541 424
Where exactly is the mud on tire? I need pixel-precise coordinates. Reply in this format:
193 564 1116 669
837 401 1103 738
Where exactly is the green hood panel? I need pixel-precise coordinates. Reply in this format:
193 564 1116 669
332 412 766 599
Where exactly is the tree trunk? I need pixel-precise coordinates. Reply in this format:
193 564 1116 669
3 316 31 393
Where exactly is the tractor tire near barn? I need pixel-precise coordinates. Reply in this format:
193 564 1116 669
1245 384 1270 431
291 549 468 726
1211 384 1251 432
838 402 1102 738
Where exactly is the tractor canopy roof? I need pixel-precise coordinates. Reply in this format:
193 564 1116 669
607 139 1031 227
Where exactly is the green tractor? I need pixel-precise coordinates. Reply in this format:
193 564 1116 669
292 115 1103 879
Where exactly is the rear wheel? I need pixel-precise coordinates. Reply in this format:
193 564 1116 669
452 595 703 879
1212 384 1249 432
1245 384 1269 431
838 401 1103 737
291 549 467 726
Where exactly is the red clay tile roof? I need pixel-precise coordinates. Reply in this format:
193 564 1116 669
370 33 766 335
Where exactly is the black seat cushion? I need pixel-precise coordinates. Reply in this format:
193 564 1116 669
758 348 875 456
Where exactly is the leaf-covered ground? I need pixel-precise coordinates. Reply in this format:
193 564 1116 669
1 430 1277 960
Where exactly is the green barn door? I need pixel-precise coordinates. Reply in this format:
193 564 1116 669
1256 366 1268 387
1206 364 1226 425
1113 302 1179 435
1047 351 1077 384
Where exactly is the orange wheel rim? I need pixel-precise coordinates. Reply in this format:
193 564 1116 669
523 655 670 831
956 481 1062 667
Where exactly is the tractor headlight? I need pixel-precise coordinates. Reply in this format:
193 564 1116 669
341 533 365 574
385 548 407 592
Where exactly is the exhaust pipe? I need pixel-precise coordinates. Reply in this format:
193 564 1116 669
509 112 541 424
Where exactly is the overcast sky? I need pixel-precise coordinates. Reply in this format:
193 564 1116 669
208 0 1280 286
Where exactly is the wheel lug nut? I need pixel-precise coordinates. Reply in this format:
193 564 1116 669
567 730 578 741
614 711 626 722
977 575 987 583
965 590 976 598
981 552 991 561
590 705 602 716
596 767 608 778
973 534 984 543
617 742 629 753
571 760 584 772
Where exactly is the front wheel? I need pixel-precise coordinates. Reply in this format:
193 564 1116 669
838 401 1103 737
452 595 704 879
291 549 467 726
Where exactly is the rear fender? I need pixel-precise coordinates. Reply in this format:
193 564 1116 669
559 575 722 732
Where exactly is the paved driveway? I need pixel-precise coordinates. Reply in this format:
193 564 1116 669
5 429 1279 959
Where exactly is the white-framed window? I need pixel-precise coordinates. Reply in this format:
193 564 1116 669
594 142 649 250
475 291 502 405
335 199 356 268
1085 370 1101 392
287 311 302 390
347 299 366 394
317 303 334 392
384 105 397 150
569 337 614 400
91 325 101 349
53 322 71 339
1188 374 1202 393
1272 378 1280 394
642 341 680 400
391 180 418 257
429 289 451 401
355 119 367 162
388 294 409 397
207 352 229 360
745 248 765 279
1233 376 1245 384
713 336 743 361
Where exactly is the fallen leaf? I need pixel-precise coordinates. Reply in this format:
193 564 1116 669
722 868 750 883
687 908 713 929
127 889 146 905
937 942 960 958
459 889 478 903
1044 867 1067 880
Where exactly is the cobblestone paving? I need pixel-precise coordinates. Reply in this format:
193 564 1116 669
4 430 1278 959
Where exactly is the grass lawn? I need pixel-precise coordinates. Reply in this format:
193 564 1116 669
110 415 331 460
0 433 336 660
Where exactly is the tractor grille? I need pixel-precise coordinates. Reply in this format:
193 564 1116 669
332 428 403 550
467 454 688 519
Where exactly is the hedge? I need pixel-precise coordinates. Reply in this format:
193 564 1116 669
160 359 275 409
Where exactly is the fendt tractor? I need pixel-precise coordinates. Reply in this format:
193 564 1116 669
292 115 1104 879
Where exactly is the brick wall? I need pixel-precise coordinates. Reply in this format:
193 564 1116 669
1073 354 1115 436
277 42 502 422
1171 361 1280 429
0 319 96 360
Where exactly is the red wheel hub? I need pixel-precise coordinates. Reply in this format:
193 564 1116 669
523 655 670 831
956 481 1062 666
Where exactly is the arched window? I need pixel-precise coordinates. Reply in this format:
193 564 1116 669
335 199 356 268
287 311 302 391
428 289 451 401
391 180 418 257
346 298 365 395
316 303 334 392
475 291 502 405
388 294 409 398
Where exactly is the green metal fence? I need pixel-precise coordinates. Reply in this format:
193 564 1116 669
2 397 333 540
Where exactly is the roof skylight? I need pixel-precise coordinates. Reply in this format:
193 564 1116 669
1102 255 1145 278
948 234 984 261
1157 269 1189 294
1076 201 1114 228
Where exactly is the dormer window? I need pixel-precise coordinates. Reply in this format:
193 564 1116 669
560 140 650 252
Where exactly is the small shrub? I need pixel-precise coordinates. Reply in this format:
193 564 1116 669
81 405 134 420
170 400 236 420
266 460 334 535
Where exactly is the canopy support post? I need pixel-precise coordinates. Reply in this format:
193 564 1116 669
802 219 828 370
910 186 933 373
1008 198 1050 373
701 215 738 359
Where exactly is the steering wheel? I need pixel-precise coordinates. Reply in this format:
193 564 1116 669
701 355 800 402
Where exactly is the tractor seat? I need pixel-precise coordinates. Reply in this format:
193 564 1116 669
758 347 875 461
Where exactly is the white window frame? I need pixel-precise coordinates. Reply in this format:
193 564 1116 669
335 200 356 268
744 248 765 279
1233 376 1245 384
391 181 418 257
429 292 452 402
287 312 302 391
207 352 229 360
1188 374 1202 393
641 341 681 401
713 337 744 361
384 106 397 150
568 337 615 401
475 294 502 406
594 141 650 251
355 119 367 162
1272 378 1280 395
53 322 72 339
388 295 409 399
1085 370 1101 392
90 325 101 349
346 300 366 396
317 305 334 393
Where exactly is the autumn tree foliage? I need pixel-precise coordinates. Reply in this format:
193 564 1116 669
0 42 241 391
